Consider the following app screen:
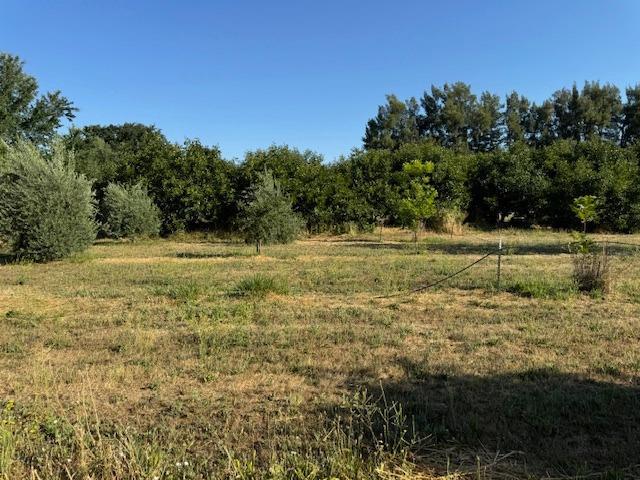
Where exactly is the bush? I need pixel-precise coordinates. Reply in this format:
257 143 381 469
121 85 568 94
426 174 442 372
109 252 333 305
102 183 160 239
0 142 96 262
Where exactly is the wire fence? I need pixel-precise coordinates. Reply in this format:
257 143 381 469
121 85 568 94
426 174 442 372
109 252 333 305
377 238 640 300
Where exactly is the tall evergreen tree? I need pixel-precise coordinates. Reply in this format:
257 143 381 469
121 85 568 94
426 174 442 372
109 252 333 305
504 92 531 146
552 84 582 141
580 81 622 142
363 95 420 150
622 85 640 146
470 91 502 152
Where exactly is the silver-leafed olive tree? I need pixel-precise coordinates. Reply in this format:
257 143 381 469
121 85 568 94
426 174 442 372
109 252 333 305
0 141 96 261
238 170 302 253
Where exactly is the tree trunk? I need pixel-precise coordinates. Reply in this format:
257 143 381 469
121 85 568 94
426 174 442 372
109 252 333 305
256 239 261 254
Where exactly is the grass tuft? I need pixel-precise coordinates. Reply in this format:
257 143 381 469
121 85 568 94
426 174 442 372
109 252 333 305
507 277 576 299
155 281 201 302
229 274 289 298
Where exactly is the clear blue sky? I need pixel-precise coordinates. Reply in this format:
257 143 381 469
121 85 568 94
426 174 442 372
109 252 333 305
2 1 640 161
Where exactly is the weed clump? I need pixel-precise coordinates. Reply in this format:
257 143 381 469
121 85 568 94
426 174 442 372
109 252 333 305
570 234 609 294
154 281 201 302
230 274 289 298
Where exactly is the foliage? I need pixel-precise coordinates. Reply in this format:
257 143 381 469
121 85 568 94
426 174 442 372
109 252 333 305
569 233 610 294
365 80 635 151
66 126 236 233
0 53 76 146
397 160 437 240
58 96 640 236
470 144 548 226
154 139 236 232
102 182 161 239
238 171 302 252
3 64 635 235
0 141 96 261
62 127 640 235
239 145 330 232
572 195 600 233
363 94 420 150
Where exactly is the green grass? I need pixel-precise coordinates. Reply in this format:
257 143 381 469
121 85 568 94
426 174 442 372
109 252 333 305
1 229 639 479
506 277 576 299
230 274 289 297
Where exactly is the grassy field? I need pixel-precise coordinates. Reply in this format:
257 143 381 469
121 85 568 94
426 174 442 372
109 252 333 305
1 229 640 479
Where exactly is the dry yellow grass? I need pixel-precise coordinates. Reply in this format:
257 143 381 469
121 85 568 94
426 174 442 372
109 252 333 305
1 229 639 479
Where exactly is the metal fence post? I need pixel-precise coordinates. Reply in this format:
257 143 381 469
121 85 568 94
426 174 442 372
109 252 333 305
497 237 502 291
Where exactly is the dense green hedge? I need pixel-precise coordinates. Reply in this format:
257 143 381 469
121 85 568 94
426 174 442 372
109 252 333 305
65 123 640 234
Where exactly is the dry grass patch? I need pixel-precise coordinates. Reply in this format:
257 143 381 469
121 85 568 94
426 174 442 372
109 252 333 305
1 231 640 478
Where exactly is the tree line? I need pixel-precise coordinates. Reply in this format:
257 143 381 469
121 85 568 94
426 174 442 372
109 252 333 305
2 52 640 246
62 123 640 234
364 81 640 150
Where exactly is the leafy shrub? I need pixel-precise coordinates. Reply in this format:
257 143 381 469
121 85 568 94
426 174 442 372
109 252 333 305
102 183 160 238
230 274 289 298
0 142 96 262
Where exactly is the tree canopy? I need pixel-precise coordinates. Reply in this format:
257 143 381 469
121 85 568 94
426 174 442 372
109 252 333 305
0 53 76 145
238 170 302 253
364 81 640 151
5 51 640 236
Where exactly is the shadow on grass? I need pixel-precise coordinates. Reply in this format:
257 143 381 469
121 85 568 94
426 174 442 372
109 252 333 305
173 251 247 259
337 358 640 477
0 253 15 265
347 240 640 257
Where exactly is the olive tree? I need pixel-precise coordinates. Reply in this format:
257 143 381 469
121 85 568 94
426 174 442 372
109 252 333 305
102 182 161 239
0 141 96 261
238 170 302 253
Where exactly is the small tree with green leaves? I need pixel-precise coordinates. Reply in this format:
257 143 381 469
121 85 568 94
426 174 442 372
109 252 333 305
571 195 599 233
0 141 96 261
238 171 302 253
102 182 161 239
397 160 438 244
570 195 608 293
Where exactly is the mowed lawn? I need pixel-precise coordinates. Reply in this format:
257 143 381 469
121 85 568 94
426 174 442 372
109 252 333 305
1 230 640 479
